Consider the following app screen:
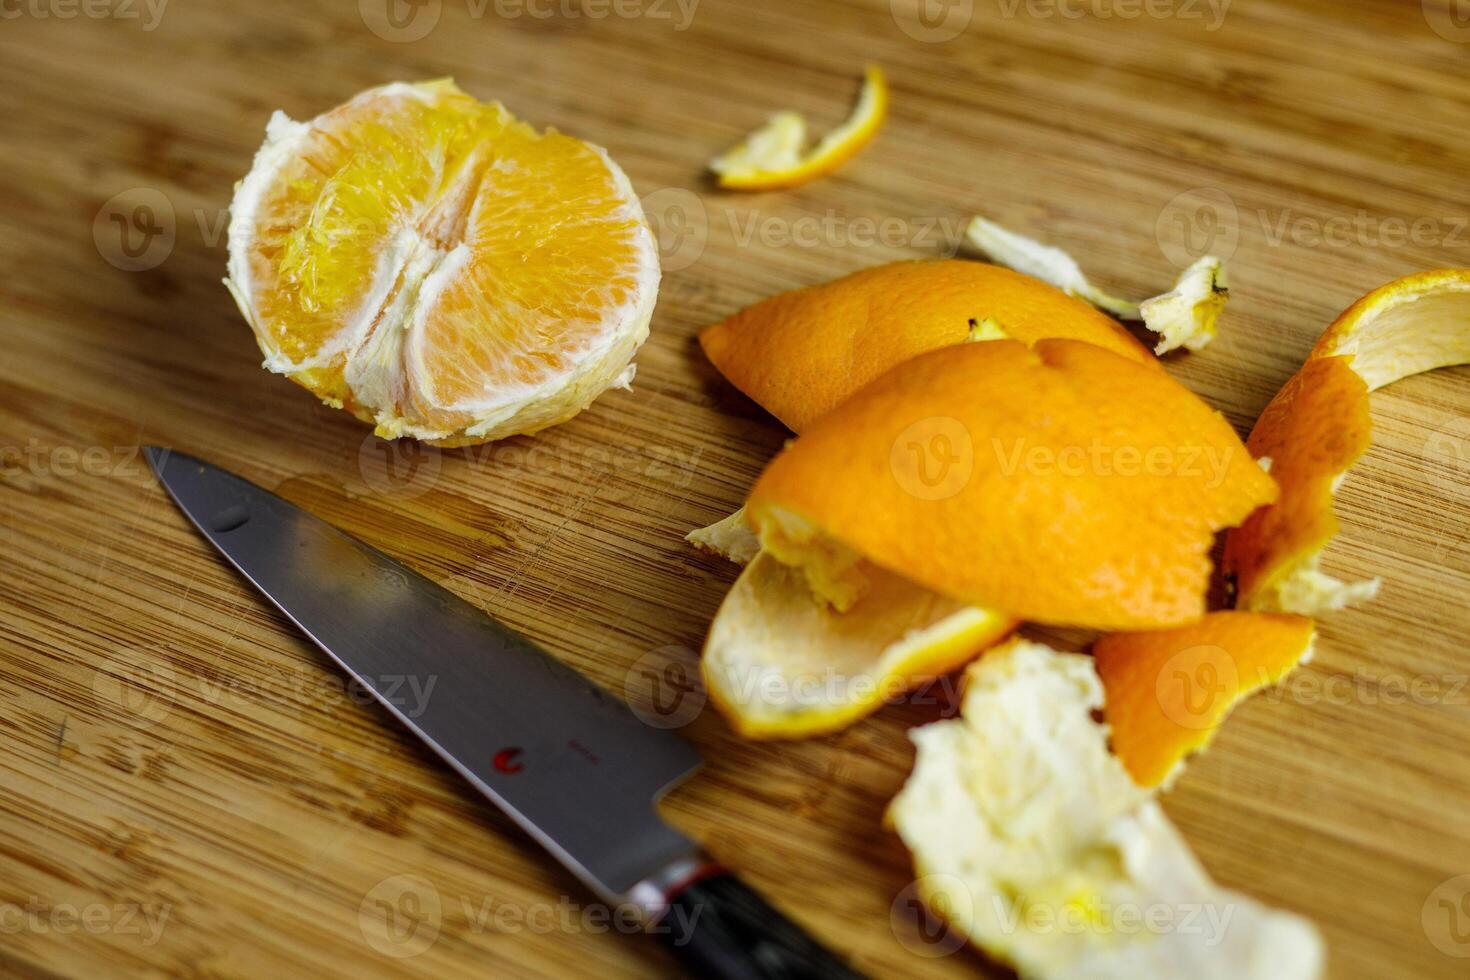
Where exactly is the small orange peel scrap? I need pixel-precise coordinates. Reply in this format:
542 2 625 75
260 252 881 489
709 65 888 191
1223 269 1470 614
965 217 1229 355
1094 611 1316 788
746 339 1276 630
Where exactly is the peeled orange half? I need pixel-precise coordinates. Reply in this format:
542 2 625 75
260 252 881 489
226 80 660 445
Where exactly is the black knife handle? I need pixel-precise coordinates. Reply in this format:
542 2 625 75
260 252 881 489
646 864 866 980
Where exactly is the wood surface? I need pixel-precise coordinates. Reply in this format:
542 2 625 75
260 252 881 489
2 0 1470 977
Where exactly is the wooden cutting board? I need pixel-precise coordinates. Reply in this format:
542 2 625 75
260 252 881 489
3 1 1469 976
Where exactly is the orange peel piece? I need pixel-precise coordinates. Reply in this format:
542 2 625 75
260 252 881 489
685 505 759 565
699 259 1156 434
888 637 1325 978
1094 612 1316 788
1223 269 1470 613
709 65 887 191
747 339 1277 630
965 218 1229 354
702 552 1014 738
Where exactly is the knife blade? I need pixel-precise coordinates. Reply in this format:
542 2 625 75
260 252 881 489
146 447 864 979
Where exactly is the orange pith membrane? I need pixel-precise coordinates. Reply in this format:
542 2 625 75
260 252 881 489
227 80 659 445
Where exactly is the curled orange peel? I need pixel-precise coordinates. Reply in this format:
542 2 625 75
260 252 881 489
1223 269 1470 614
1094 611 1316 789
709 65 888 191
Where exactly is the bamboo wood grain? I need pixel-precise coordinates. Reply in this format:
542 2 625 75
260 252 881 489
2 1 1469 977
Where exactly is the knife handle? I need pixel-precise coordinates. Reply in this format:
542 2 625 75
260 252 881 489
639 860 866 979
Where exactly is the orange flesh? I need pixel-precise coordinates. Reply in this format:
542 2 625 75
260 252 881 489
236 82 652 436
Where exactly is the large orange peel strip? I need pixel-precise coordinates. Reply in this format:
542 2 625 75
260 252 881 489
747 339 1277 630
888 638 1324 978
965 217 1229 355
709 65 887 191
699 259 1156 433
1094 612 1316 789
1223 269 1470 613
702 552 1015 738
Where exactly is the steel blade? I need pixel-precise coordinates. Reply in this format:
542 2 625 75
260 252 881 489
146 448 702 902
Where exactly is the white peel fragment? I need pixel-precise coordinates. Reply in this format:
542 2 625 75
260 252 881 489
965 217 1142 320
686 506 760 565
1243 555 1381 617
889 639 1324 980
1139 256 1229 354
964 217 1231 354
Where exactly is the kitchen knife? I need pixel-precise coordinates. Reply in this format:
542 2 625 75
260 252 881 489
145 447 864 980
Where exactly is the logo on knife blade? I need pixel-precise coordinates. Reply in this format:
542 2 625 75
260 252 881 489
493 747 524 774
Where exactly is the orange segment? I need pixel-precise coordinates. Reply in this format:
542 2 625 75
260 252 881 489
226 79 659 445
746 339 1277 630
1094 612 1316 788
1222 269 1470 613
699 259 1155 433
709 65 887 191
